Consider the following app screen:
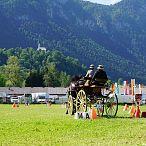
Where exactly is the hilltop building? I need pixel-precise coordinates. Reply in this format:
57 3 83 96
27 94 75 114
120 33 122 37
37 43 46 52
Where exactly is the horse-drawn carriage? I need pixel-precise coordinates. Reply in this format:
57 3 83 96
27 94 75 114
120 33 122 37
66 77 118 118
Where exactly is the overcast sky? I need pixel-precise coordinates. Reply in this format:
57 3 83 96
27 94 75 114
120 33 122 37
83 0 122 5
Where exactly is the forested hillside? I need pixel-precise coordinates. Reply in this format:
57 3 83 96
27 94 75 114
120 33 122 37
0 0 146 84
0 48 86 87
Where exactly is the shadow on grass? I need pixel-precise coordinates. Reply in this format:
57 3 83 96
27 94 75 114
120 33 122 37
102 115 132 119
115 116 132 119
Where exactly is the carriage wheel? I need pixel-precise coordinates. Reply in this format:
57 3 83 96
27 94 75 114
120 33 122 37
105 92 118 118
67 95 75 115
76 90 87 112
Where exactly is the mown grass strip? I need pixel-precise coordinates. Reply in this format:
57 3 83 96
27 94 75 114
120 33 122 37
0 104 146 146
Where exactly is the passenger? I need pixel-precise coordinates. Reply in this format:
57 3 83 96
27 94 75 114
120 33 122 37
92 65 108 84
84 64 95 86
85 64 95 78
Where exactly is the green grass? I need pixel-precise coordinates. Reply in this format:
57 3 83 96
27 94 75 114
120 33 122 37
0 104 146 146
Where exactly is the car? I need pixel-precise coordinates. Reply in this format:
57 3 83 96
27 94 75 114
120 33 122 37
10 96 20 104
31 92 49 103
37 95 46 103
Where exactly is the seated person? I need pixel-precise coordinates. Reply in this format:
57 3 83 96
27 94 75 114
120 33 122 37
91 65 108 85
84 64 95 86
70 64 95 87
85 64 95 78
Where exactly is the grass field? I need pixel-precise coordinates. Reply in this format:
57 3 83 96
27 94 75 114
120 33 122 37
0 104 146 146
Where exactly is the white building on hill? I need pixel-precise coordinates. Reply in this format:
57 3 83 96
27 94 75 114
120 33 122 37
37 43 46 52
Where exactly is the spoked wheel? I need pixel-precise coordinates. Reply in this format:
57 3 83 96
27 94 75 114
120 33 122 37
67 95 75 115
76 90 87 112
105 92 118 118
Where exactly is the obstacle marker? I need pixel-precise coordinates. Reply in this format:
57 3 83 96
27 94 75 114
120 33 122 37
123 81 127 95
135 105 141 118
129 104 135 118
83 112 90 119
91 105 97 120
75 112 82 119
139 84 142 94
127 84 130 95
75 112 90 119
12 102 16 108
123 104 128 111
131 79 135 96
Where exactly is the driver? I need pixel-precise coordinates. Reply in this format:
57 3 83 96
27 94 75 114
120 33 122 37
92 64 108 84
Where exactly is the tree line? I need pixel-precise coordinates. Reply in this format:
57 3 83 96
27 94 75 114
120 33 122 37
0 48 86 87
1 0 146 84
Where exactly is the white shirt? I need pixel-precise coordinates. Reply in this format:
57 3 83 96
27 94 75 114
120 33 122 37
85 69 94 78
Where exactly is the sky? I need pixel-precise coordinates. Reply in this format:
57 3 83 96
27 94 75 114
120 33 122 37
83 0 122 5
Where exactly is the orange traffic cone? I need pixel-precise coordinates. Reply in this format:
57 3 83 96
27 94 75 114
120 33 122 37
123 104 128 111
91 105 97 120
12 102 16 108
135 105 141 118
129 104 135 118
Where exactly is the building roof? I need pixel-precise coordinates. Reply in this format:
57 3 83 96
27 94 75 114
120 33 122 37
0 87 68 95
0 87 146 96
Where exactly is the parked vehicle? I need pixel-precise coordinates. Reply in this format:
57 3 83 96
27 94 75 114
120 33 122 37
0 92 7 103
37 95 46 103
10 96 21 104
31 92 49 103
55 95 68 104
6 95 11 104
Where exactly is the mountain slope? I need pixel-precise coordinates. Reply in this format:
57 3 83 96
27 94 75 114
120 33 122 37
0 0 146 83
